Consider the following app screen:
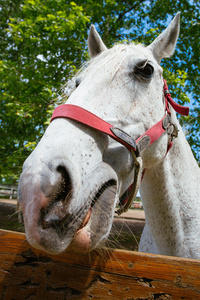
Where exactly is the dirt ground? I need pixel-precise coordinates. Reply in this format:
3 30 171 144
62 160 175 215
108 210 145 251
0 202 145 251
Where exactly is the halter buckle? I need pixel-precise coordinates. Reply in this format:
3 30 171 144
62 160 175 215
110 127 139 155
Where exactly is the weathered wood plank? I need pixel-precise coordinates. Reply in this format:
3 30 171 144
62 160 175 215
0 229 200 299
0 199 18 205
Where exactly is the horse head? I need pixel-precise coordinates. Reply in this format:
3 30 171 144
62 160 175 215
18 13 180 254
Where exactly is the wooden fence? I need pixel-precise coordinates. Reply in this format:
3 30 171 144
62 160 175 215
0 229 200 299
0 185 22 223
0 185 17 200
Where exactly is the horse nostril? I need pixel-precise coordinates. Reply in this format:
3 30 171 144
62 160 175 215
40 165 73 230
56 165 72 201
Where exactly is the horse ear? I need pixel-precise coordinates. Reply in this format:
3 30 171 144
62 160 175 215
147 12 180 63
88 25 107 58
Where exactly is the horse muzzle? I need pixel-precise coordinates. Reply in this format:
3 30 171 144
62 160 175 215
18 158 118 254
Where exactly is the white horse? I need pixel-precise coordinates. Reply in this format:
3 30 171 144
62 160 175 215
18 13 200 259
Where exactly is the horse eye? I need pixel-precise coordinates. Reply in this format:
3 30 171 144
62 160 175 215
135 63 154 79
75 78 81 88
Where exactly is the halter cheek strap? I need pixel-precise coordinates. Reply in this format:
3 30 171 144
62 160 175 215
51 104 138 152
51 80 189 214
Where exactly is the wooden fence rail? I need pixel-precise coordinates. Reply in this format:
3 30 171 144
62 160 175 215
0 229 200 299
0 185 17 200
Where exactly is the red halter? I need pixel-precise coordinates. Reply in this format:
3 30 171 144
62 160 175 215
51 80 189 155
51 80 189 213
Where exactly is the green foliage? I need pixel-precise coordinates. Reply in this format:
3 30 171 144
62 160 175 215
0 0 199 184
0 0 90 183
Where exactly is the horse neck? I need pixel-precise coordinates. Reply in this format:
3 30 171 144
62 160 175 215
140 125 200 256
141 126 199 211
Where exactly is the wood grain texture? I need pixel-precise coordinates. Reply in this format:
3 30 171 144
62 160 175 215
0 229 200 299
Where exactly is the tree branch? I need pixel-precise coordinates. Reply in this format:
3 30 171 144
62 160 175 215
116 0 146 23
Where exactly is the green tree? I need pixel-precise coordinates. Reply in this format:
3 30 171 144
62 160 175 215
0 0 90 183
0 0 199 184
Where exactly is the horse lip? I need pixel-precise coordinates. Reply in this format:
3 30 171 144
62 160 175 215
77 207 92 232
67 180 116 234
71 180 117 252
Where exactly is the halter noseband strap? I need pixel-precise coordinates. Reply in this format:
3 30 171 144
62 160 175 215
51 80 189 214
